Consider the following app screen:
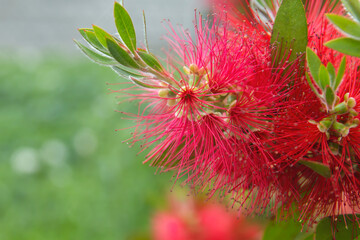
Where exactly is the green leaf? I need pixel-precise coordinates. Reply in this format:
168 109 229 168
114 2 136 53
316 215 360 240
335 57 346 90
130 77 165 90
319 65 330 90
298 160 331 178
325 86 335 108
327 62 336 87
92 25 115 48
327 14 360 39
325 37 360 57
78 28 108 53
74 40 117 66
112 66 142 79
342 0 360 22
271 0 308 63
305 72 320 96
306 47 322 85
137 51 163 72
106 38 139 68
263 219 303 240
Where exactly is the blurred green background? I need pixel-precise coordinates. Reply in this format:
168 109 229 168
0 52 175 239
0 0 207 238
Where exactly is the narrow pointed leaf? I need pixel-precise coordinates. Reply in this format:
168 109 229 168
319 65 330 90
306 47 322 85
335 57 346 90
325 86 335 108
112 66 142 78
298 160 331 178
78 28 108 53
342 0 360 22
138 51 163 72
106 38 139 68
130 77 166 89
325 37 360 57
142 10 150 52
327 14 360 39
327 62 336 87
271 0 308 63
114 2 136 53
74 40 117 65
306 72 320 96
93 25 115 48
316 214 360 240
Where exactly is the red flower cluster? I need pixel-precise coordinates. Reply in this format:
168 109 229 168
152 194 262 240
211 0 360 224
79 0 360 227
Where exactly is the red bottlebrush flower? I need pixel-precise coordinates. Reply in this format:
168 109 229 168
152 213 191 240
121 12 301 217
151 194 263 240
267 5 360 225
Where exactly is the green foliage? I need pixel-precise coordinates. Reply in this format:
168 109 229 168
137 51 163 72
306 47 345 95
327 14 360 39
74 40 117 66
306 48 322 85
114 2 137 53
326 0 360 57
76 3 168 92
335 57 346 90
325 37 360 57
93 25 116 48
298 160 332 178
319 65 330 90
263 217 313 240
316 215 360 240
106 38 139 68
271 0 308 64
342 0 360 22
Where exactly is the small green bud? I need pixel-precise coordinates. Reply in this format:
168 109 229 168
344 93 350 102
333 102 348 114
167 99 177 106
341 128 350 137
198 67 206 76
189 64 199 74
333 121 350 137
183 66 190 75
349 118 360 128
158 89 169 98
347 97 356 109
317 123 328 133
350 109 359 116
319 119 332 129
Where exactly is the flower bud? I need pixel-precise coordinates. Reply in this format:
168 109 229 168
158 89 169 98
189 64 199 74
183 66 190 75
167 99 177 106
333 102 348 114
347 97 356 109
333 121 349 137
350 109 359 116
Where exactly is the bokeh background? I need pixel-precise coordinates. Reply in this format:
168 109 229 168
1 0 208 239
